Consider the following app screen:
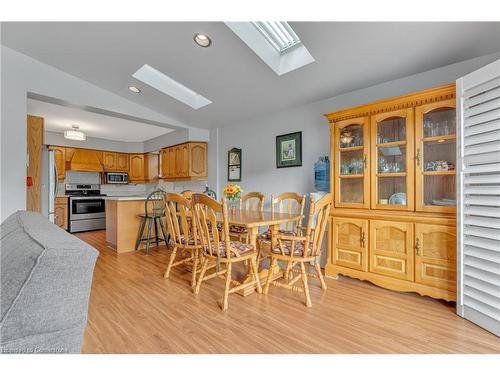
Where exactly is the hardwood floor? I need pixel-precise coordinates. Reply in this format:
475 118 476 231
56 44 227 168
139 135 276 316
77 230 499 354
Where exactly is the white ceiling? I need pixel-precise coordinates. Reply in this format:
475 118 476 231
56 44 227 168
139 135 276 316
4 22 500 130
27 99 173 142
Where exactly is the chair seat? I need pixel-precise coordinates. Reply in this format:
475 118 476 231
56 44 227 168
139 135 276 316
229 225 247 234
259 229 297 242
272 240 312 257
177 234 195 246
209 240 255 257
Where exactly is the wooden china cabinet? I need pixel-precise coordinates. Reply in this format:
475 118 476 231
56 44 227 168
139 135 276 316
325 84 457 301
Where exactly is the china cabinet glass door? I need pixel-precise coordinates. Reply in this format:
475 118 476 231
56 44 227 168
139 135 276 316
334 117 370 208
415 100 456 212
371 109 414 210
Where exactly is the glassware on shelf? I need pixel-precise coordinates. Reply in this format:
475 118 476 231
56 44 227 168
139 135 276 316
340 126 363 148
341 158 364 175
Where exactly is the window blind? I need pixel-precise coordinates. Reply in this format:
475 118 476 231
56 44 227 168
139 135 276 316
457 59 500 336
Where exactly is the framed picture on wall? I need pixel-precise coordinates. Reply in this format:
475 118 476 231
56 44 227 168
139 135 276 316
276 131 302 168
228 148 242 181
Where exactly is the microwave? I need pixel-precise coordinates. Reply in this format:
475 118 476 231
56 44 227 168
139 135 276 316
105 172 129 184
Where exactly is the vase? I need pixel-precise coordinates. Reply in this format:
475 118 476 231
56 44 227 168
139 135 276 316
227 198 238 214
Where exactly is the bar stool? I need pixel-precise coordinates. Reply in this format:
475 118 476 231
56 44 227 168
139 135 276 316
135 190 169 255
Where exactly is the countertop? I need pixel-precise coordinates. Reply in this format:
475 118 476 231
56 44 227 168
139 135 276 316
104 196 148 201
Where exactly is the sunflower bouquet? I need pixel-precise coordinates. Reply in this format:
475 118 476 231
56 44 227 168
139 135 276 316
223 184 242 201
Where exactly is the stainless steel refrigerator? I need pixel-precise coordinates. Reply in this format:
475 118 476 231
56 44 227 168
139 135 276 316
41 146 58 223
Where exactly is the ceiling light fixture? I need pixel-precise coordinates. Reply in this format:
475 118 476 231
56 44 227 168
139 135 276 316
193 33 212 47
64 125 87 141
128 85 141 93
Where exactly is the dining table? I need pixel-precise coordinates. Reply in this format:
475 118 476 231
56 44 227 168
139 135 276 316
216 209 303 296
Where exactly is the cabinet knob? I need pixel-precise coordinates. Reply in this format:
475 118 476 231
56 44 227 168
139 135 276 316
415 149 421 166
415 238 421 256
360 232 366 247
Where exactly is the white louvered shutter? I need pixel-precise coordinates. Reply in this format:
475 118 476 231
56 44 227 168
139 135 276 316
457 59 500 336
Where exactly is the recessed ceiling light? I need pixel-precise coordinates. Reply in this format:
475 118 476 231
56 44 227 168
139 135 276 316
128 86 141 93
194 33 212 47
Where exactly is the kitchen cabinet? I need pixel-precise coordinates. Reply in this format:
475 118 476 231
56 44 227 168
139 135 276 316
188 142 208 178
160 142 207 181
54 197 68 230
116 153 129 171
129 154 147 182
50 146 66 181
147 153 159 182
103 152 129 172
103 152 116 170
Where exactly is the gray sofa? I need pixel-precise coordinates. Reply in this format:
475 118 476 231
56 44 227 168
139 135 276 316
1 211 98 354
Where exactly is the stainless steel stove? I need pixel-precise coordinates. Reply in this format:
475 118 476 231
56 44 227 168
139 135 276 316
66 184 107 233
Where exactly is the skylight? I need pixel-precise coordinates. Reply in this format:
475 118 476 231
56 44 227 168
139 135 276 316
251 22 302 54
225 22 314 76
132 64 211 109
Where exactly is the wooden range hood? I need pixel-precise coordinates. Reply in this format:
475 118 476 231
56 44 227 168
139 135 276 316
68 148 103 172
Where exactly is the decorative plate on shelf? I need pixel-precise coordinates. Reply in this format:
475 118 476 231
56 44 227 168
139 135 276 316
388 192 406 205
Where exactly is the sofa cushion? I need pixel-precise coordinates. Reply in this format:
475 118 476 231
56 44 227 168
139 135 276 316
0 211 98 353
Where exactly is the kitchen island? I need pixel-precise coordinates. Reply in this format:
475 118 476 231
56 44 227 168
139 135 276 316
105 196 150 253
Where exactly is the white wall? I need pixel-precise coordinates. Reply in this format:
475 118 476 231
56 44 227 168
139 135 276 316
0 45 197 220
215 52 500 206
44 131 145 153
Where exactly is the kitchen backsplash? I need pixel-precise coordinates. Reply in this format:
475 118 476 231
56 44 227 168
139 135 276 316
65 171 100 184
61 170 210 196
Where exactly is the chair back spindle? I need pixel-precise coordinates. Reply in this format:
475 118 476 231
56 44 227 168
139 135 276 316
303 193 332 258
192 193 232 260
144 190 167 217
271 192 306 232
163 192 193 246
239 192 265 212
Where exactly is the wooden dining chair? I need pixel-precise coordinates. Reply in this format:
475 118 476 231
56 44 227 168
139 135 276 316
191 193 262 311
163 192 203 289
263 193 332 307
257 192 306 259
180 190 194 200
229 192 265 243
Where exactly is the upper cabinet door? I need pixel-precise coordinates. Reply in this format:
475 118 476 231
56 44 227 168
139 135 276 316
189 142 207 178
166 147 176 178
116 153 129 171
415 100 456 213
51 147 66 181
371 108 414 211
176 144 189 177
334 117 370 208
129 154 145 181
103 152 116 170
